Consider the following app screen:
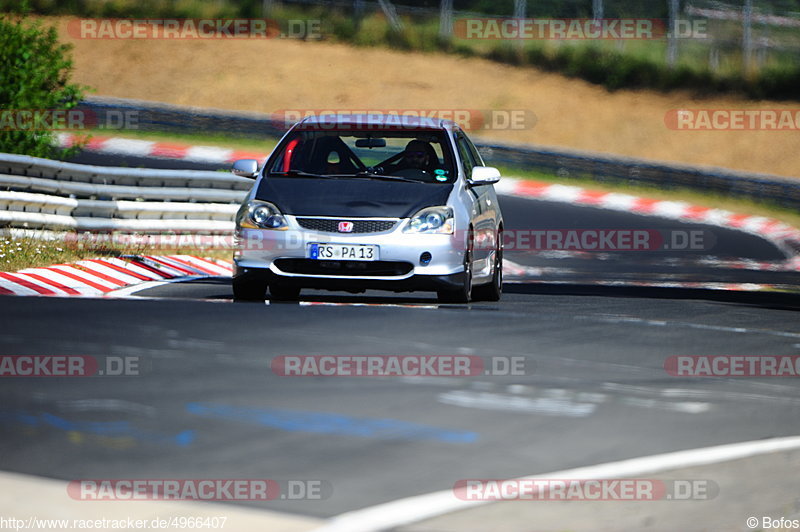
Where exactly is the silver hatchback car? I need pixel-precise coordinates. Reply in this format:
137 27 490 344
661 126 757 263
231 113 503 303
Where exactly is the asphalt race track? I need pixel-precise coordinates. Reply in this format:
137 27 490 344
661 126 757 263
0 152 798 523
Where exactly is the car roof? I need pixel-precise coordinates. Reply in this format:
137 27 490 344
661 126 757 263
296 113 456 131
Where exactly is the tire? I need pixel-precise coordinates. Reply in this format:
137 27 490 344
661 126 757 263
269 283 301 301
472 231 503 302
438 230 473 304
232 277 267 302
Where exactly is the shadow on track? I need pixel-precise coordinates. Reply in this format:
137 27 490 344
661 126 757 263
504 282 800 311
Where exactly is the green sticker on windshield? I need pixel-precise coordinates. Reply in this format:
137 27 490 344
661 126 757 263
434 169 446 175
435 175 448 182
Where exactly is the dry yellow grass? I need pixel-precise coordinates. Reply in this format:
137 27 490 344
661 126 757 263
47 17 800 178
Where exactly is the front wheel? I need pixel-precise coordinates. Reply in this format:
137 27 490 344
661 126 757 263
472 238 503 302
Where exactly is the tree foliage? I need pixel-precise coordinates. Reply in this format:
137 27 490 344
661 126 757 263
0 6 86 158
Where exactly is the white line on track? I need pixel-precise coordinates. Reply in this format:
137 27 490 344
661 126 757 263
580 314 800 339
105 275 209 297
312 435 800 532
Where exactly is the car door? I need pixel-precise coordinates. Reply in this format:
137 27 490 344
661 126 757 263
454 130 496 278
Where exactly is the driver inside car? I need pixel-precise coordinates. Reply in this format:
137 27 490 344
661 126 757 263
394 140 440 176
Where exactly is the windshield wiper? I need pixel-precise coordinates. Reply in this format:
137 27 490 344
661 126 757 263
270 170 336 179
335 171 421 184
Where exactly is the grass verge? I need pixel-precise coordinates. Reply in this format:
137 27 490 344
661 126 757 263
0 235 232 273
80 128 279 154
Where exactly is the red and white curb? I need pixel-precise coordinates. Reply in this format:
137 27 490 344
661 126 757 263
495 178 800 267
57 133 269 164
0 255 232 297
0 255 791 299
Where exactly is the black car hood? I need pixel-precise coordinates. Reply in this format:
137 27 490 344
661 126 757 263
255 177 453 218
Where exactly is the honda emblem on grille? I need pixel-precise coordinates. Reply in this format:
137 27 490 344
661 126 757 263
338 221 354 233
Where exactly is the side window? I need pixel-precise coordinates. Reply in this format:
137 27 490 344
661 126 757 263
455 134 477 177
463 134 485 167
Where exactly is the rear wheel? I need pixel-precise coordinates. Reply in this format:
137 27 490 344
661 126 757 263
438 230 473 304
269 283 301 301
232 277 267 302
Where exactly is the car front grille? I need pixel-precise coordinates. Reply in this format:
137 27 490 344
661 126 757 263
274 259 413 277
295 218 398 234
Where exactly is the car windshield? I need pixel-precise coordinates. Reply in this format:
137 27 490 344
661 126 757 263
267 129 457 183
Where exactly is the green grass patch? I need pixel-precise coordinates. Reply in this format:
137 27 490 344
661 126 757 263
84 128 278 154
0 234 232 272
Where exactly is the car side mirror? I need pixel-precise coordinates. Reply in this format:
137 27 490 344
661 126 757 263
469 166 501 185
232 159 259 179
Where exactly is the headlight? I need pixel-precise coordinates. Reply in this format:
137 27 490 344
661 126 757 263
238 200 288 230
403 206 454 234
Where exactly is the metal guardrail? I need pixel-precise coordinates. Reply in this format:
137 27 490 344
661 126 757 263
475 142 800 211
80 97 288 139
78 97 800 211
0 153 251 232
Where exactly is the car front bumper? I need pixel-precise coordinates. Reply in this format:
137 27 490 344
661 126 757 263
233 220 467 292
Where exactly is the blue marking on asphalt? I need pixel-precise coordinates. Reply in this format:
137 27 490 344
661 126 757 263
186 402 477 444
0 410 195 446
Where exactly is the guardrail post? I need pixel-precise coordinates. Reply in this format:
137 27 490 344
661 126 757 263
743 0 754 73
513 0 525 50
377 0 404 32
438 0 453 39
593 0 603 21
667 0 679 67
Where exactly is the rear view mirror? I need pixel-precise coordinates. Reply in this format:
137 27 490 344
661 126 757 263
355 138 387 148
232 159 259 179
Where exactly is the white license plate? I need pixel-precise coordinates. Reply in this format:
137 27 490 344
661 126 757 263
308 243 379 261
